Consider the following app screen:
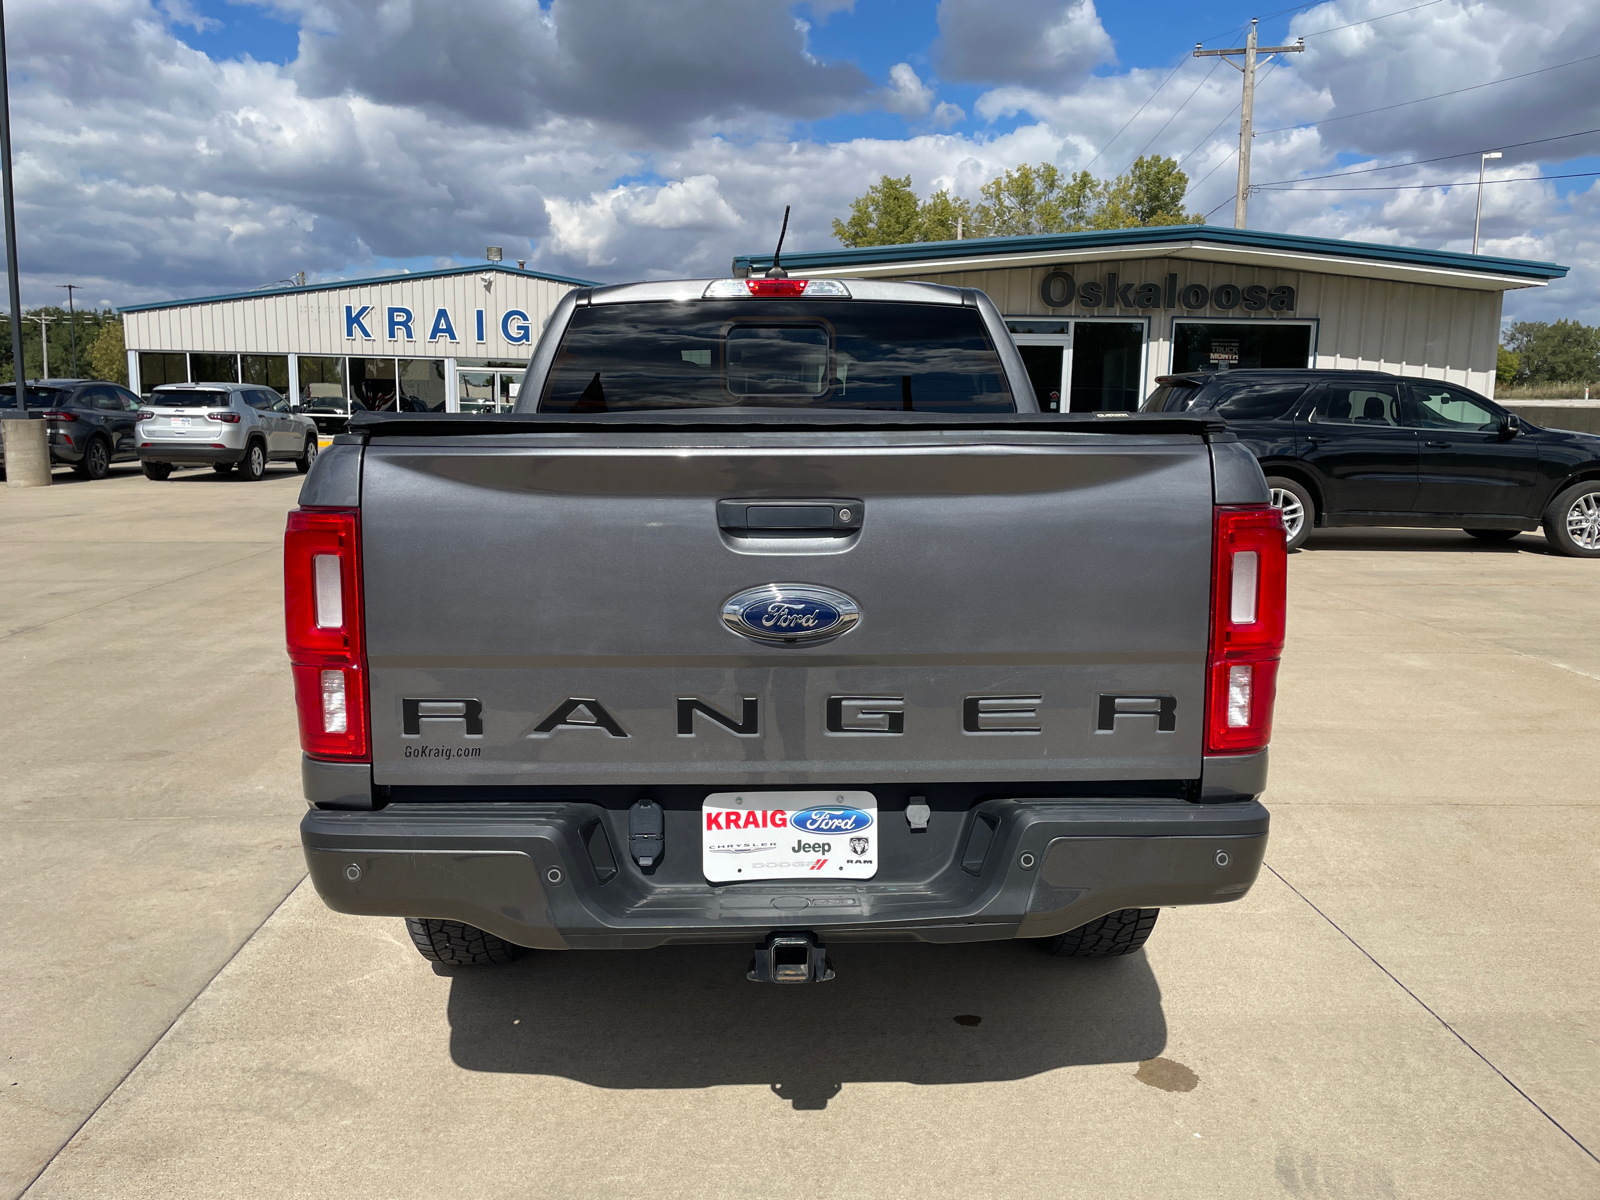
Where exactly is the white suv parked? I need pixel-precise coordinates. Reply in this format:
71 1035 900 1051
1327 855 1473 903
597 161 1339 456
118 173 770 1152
138 383 320 481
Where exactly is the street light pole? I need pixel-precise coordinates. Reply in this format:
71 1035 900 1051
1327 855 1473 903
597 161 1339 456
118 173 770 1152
1473 151 1502 254
26 311 50 376
0 0 26 406
58 282 78 375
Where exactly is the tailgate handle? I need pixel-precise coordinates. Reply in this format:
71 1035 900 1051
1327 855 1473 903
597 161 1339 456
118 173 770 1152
717 499 863 535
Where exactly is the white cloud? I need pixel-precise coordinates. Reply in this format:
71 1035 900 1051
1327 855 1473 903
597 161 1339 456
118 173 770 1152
883 63 935 118
937 0 1114 88
1 0 1596 330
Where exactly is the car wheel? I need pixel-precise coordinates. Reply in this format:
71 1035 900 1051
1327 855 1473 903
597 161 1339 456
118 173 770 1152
1464 529 1519 542
1036 908 1159 958
296 436 318 474
239 441 267 481
141 461 172 481
76 436 111 480
404 918 526 966
1265 476 1315 550
1542 481 1600 558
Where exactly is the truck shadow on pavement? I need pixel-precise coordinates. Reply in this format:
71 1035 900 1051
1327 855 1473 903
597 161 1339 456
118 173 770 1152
445 940 1166 1108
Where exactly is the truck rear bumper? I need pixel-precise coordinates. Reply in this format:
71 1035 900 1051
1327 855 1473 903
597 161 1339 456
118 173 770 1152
301 797 1269 950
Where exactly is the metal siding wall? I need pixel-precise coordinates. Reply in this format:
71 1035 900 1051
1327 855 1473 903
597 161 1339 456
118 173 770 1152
876 256 1506 398
121 271 580 361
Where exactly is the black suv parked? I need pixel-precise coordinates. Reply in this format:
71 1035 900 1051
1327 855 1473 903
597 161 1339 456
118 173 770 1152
0 379 144 479
1143 370 1600 557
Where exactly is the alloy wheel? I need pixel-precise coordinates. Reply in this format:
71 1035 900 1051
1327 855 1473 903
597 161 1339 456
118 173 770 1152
1567 490 1600 550
1269 487 1305 542
86 440 109 478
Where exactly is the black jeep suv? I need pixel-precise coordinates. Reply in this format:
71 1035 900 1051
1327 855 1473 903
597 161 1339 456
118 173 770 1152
1143 369 1600 556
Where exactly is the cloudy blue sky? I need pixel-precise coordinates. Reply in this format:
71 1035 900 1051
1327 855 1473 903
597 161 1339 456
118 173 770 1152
8 0 1600 322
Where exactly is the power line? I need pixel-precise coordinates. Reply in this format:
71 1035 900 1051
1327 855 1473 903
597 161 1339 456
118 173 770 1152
1082 58 1192 175
1255 49 1600 136
1298 0 1444 39
1254 125 1600 187
1119 59 1223 177
1258 168 1600 192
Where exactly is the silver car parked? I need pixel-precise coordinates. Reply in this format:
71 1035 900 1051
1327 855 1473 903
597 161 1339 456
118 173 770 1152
138 382 319 481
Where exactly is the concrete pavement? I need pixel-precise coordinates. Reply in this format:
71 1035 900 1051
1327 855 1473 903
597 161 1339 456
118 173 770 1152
4 474 1597 1198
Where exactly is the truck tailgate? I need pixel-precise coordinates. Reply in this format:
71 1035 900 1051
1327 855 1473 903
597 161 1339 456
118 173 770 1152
360 430 1213 788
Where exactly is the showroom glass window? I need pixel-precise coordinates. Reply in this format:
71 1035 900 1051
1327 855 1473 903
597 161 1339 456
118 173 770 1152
1173 322 1312 374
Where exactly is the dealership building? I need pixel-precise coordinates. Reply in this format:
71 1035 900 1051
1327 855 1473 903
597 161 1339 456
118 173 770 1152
117 263 594 411
734 226 1567 410
117 227 1565 412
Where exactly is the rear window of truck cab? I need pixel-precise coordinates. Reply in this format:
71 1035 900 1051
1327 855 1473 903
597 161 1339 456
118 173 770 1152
538 300 1015 413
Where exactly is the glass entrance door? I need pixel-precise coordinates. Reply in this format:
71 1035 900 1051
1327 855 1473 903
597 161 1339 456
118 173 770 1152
1009 323 1071 413
458 369 524 413
1069 322 1145 412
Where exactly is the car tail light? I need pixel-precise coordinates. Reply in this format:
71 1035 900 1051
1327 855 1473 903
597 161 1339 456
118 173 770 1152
702 278 851 299
1205 505 1287 755
137 410 154 421
41 410 76 422
206 411 240 423
285 508 368 761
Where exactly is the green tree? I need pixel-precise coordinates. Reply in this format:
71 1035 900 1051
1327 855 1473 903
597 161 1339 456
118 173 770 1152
831 174 923 247
833 157 1205 247
916 187 975 242
1503 320 1600 383
90 317 128 385
1096 156 1207 229
1496 345 1522 387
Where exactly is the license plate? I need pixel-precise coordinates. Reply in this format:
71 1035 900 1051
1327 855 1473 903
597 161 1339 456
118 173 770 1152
702 791 877 883
171 417 191 429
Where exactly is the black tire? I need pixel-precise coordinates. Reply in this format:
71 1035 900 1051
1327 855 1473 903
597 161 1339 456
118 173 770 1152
1037 907 1159 958
212 462 234 475
76 436 112 480
1542 480 1600 558
1464 528 1519 542
239 440 267 481
141 461 172 481
405 918 526 966
1265 476 1315 550
296 436 318 474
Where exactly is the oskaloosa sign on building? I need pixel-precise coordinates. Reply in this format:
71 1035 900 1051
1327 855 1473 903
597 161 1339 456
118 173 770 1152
1039 270 1297 312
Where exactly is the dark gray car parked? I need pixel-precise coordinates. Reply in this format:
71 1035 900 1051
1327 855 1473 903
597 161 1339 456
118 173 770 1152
0 379 143 479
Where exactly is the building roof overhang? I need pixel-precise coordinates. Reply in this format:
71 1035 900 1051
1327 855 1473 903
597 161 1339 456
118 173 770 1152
115 263 600 316
732 225 1567 293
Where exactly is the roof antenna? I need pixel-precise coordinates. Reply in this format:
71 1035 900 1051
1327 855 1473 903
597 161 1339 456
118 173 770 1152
765 205 791 279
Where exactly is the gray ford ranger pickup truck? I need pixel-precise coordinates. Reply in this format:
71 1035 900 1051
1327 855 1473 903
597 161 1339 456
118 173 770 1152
288 276 1286 983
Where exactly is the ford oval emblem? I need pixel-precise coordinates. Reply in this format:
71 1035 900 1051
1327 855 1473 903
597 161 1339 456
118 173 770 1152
721 584 860 645
790 807 874 834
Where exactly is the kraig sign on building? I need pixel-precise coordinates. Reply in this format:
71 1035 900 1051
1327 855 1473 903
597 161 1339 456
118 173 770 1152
342 304 536 346
1039 271 1297 312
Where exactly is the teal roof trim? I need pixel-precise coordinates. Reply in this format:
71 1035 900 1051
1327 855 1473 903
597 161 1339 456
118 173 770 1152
733 224 1567 282
115 263 600 315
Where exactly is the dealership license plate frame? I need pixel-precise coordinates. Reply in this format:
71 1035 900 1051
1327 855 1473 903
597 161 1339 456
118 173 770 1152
701 790 878 884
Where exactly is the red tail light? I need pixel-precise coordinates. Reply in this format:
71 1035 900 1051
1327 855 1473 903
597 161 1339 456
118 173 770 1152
137 410 154 421
207 411 241 423
284 508 369 761
745 278 808 296
42 410 76 422
1205 505 1287 755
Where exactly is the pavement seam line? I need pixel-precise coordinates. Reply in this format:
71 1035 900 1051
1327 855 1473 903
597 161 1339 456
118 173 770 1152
0 547 277 645
1264 862 1600 1168
15 872 311 1199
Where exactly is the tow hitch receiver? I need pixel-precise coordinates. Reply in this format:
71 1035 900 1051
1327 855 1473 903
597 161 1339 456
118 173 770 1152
748 932 834 984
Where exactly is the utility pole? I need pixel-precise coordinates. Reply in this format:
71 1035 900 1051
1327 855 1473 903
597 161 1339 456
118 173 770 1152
26 311 51 376
0 0 24 405
1473 151 1502 254
58 283 79 375
1195 20 1304 229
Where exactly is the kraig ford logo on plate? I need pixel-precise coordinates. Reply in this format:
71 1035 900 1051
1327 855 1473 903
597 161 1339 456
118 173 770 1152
721 584 860 645
789 806 874 834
